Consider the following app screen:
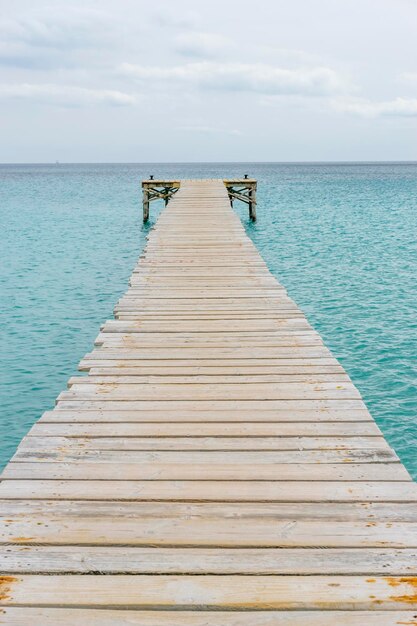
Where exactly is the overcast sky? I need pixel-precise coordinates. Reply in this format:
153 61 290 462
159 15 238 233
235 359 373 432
1 0 417 162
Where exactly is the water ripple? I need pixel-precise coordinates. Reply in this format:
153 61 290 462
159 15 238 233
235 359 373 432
1 162 416 477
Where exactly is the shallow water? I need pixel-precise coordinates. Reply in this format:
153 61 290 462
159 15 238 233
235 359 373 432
1 162 416 475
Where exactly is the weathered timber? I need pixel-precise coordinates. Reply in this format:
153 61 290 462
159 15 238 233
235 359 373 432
142 179 180 222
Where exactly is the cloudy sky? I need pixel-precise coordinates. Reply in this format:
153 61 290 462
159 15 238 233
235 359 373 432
1 0 417 162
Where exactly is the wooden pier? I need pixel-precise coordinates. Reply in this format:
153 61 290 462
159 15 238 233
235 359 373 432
142 177 257 222
1 179 417 624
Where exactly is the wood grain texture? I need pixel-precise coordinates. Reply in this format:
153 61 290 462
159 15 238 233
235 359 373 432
2 546 417 574
1 574 417 609
2 609 417 626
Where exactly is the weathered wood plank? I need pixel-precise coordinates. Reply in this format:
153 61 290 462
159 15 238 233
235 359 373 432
54 399 369 411
57 381 361 401
79 358 343 370
2 546 416 574
3 461 408 481
80 346 334 359
79 365 348 377
100 324 313 332
94 336 326 347
39 408 372 423
1 608 416 625
70 374 353 384
17 435 391 451
12 448 398 464
1 479 416 501
26 421 381 437
96 331 322 341
2 499 417 521
1 574 417 609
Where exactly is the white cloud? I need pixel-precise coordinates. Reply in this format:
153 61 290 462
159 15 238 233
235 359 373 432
178 124 242 136
119 61 348 97
0 83 136 107
153 10 201 30
0 7 125 68
259 46 324 66
399 72 417 85
333 96 417 117
0 8 110 49
174 32 234 58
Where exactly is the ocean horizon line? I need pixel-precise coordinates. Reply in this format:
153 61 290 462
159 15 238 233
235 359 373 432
1 160 417 166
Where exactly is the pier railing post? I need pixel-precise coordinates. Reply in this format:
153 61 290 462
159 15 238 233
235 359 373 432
164 187 170 206
249 184 257 222
143 188 150 222
224 179 257 222
141 180 181 222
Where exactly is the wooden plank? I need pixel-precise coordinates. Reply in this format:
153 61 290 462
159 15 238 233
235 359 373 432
132 269 273 275
2 499 417 522
2 546 417 574
114 300 301 309
102 333 318 342
79 358 343 370
1 479 416 501
102 319 312 331
67 368 350 380
17 435 391 451
2 574 417 609
54 398 368 410
39 408 373 422
79 347 334 360
3 461 409 481
99 327 316 336
94 336 327 347
128 278 280 286
114 313 307 320
118 290 287 297
57 381 361 401
114 306 303 314
12 448 399 464
1 608 416 626
114 311 306 318
26 421 381 437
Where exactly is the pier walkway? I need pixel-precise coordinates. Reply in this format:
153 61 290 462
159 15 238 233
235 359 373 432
1 179 417 624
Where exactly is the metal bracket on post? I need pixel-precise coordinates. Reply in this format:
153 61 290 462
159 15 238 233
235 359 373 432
224 178 257 222
141 179 181 222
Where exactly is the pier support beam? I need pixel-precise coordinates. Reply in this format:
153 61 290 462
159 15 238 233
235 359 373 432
142 179 257 223
142 187 150 222
224 179 257 221
141 180 180 222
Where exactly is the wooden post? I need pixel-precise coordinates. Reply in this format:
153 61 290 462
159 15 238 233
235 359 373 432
249 184 257 222
164 187 170 207
142 180 180 221
224 179 257 221
143 187 150 222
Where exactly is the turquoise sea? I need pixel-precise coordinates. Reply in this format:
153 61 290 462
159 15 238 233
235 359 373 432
1 162 417 476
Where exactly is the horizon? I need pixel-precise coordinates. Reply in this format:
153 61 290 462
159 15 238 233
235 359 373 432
2 160 417 165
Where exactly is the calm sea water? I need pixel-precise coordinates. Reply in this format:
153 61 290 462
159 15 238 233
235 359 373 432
1 162 417 475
